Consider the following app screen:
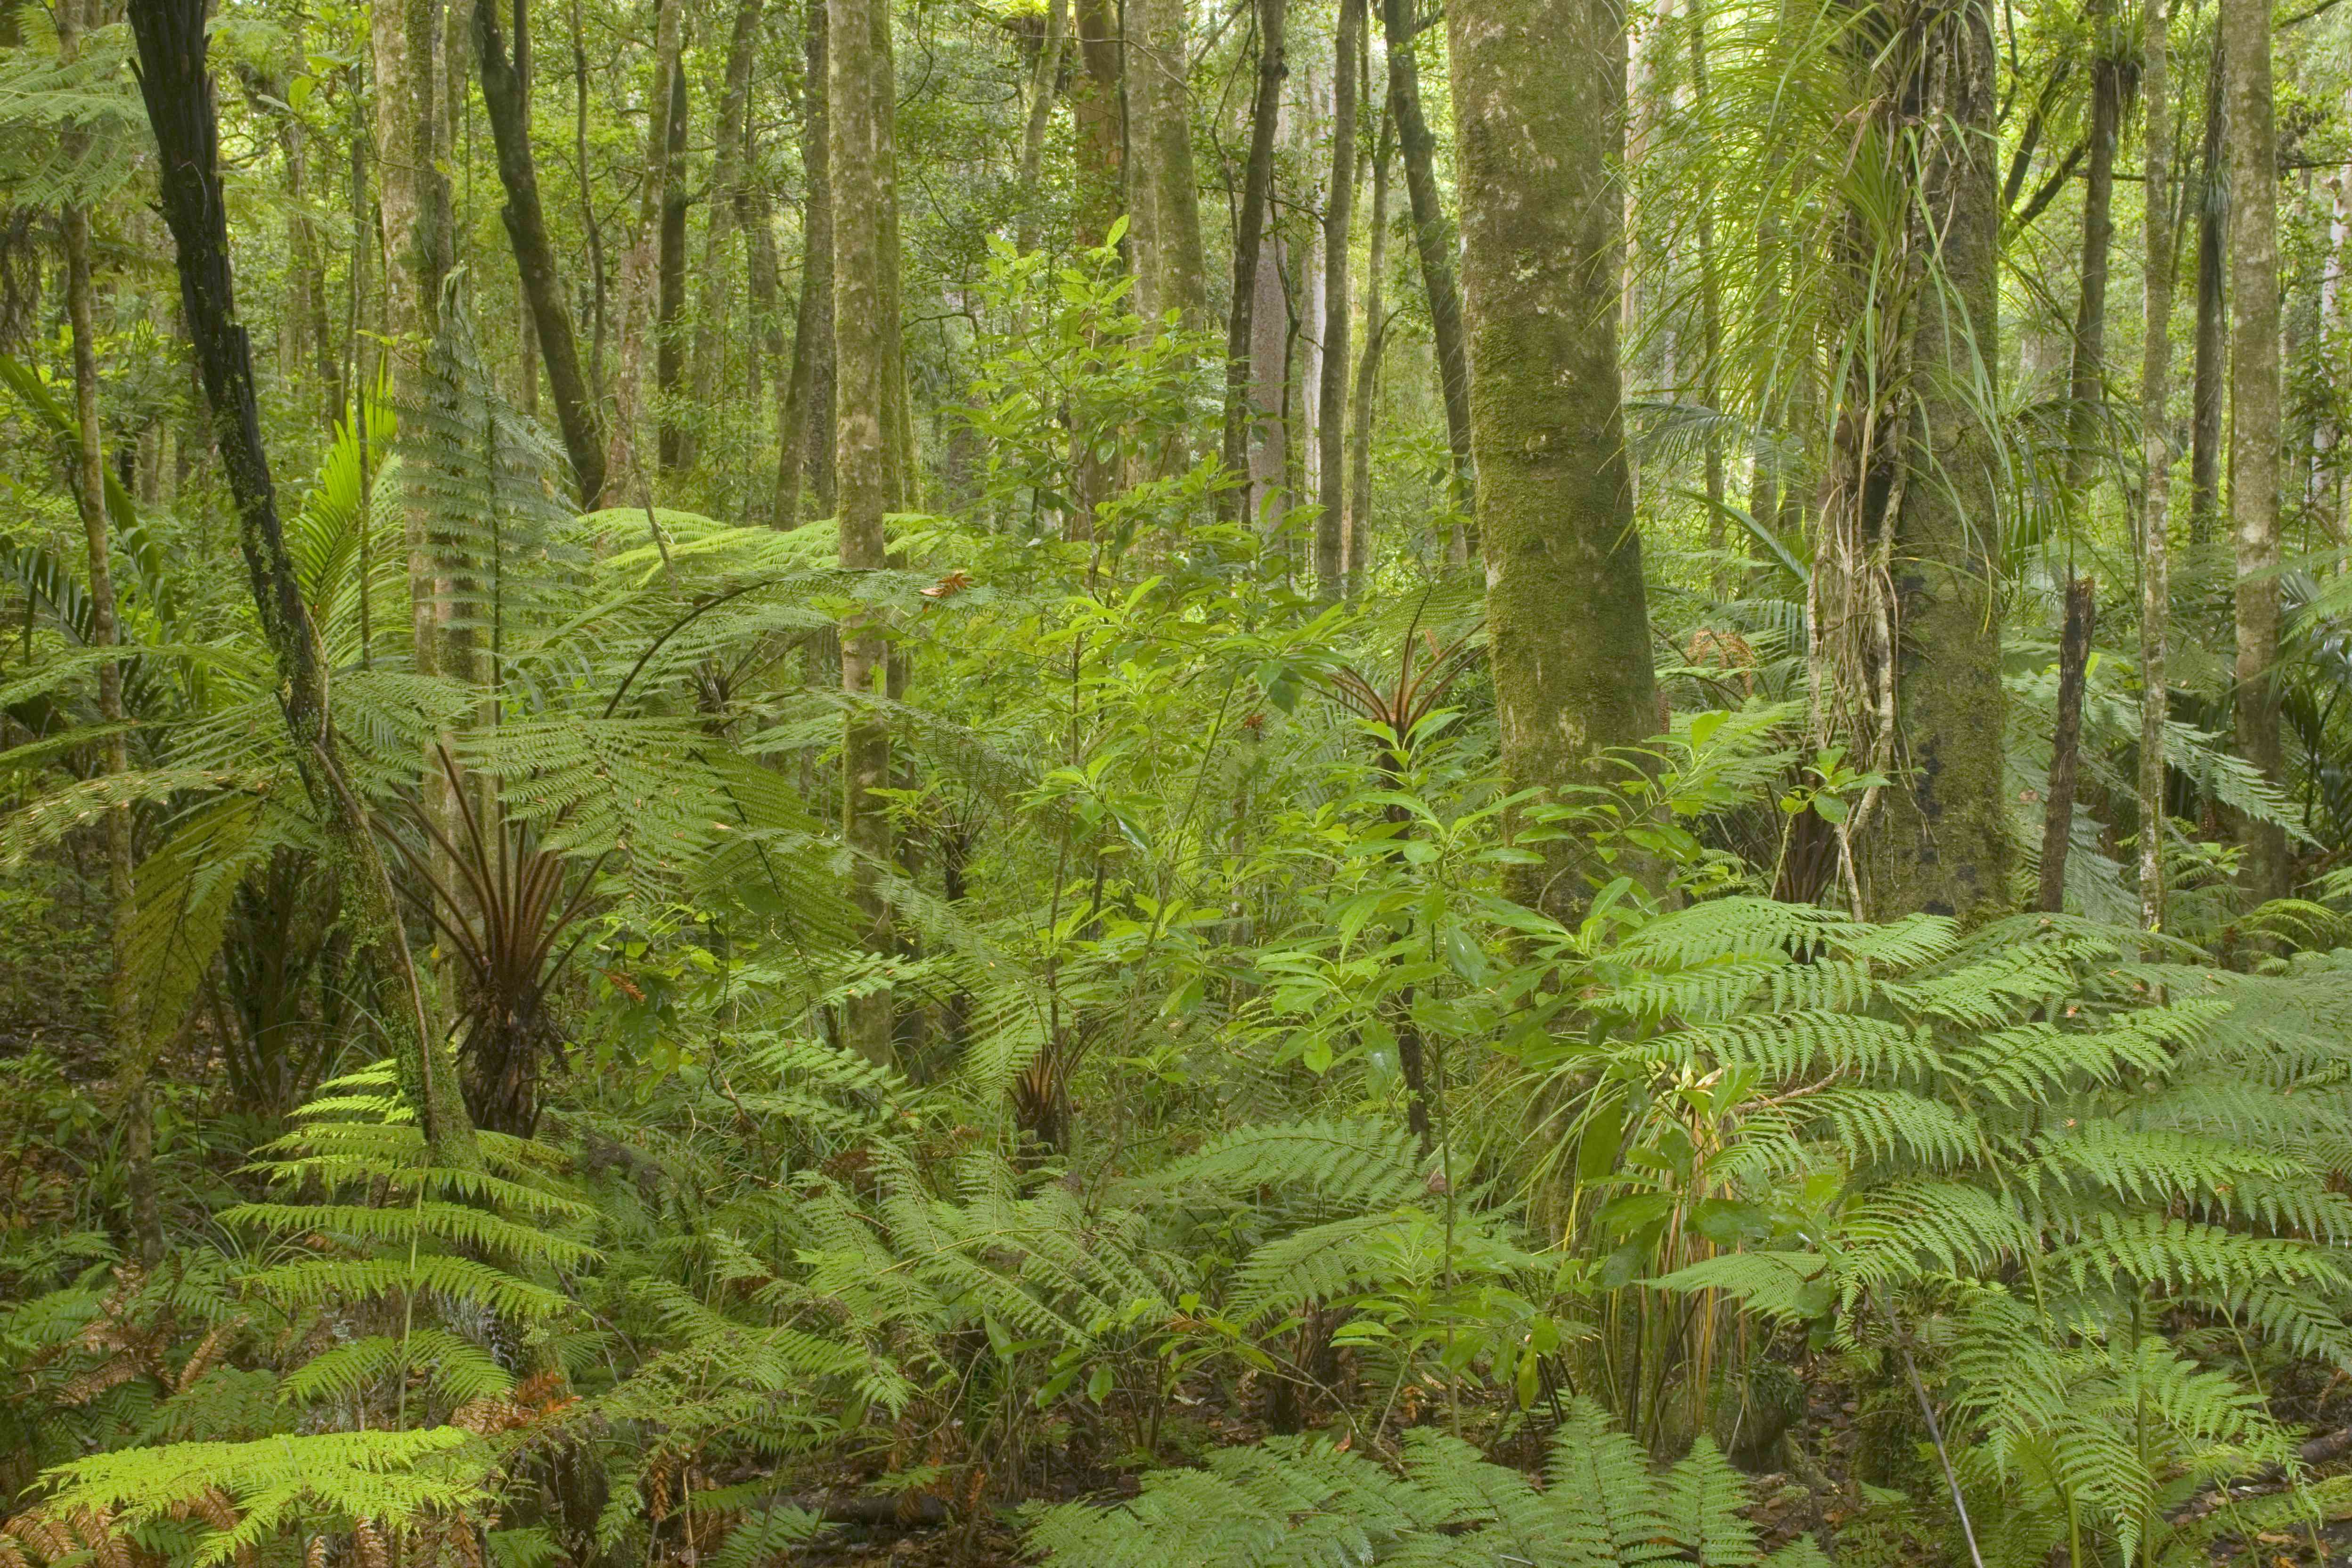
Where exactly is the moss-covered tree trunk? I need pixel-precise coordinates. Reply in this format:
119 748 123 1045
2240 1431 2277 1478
686 0 766 482
1853 0 2011 921
831 0 900 1065
2221 0 2288 898
1128 0 1205 329
782 0 836 522
1344 111 1391 598
1448 0 1657 916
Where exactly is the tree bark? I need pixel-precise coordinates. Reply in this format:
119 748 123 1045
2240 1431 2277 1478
788 0 838 518
1313 0 1363 596
2189 38 2225 545
1854 0 2011 922
831 0 899 1066
2037 578 2096 913
2066 0 2123 493
1127 0 1205 328
60 0 152 1263
476 0 608 506
128 0 480 1166
2310 91 2348 545
654 26 692 474
1379 0 1472 545
1016 0 1070 254
2139 0 2176 932
1344 110 1391 597
1449 0 1657 916
1219 0 1285 516
1071 0 1123 248
2222 0 2288 898
1691 0 1724 586
686 0 767 482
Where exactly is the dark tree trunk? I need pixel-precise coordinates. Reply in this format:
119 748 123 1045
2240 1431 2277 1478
2189 37 2226 544
476 0 607 506
2037 577 2097 912
654 38 691 476
1220 0 1286 517
1380 0 1473 545
2066 0 2123 492
127 0 478 1167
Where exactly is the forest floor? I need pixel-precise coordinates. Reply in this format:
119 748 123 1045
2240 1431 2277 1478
764 1356 2352 1566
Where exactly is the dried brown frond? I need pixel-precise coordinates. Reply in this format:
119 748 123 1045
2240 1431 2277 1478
350 1519 389 1568
175 1318 249 1392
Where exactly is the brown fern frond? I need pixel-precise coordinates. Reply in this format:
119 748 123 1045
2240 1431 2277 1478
350 1519 389 1568
175 1317 248 1392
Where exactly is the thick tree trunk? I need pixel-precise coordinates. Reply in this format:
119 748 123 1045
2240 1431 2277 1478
1313 0 1363 596
654 32 691 474
476 0 607 506
1127 0 1205 328
129 0 480 1166
686 0 767 483
831 0 899 1066
375 0 449 680
1379 0 1472 545
2066 0 2123 493
2221 0 2288 898
1220 0 1285 515
1246 232 1288 527
1854 0 2010 922
1344 111 1391 597
1449 0 1657 915
1072 0 1123 248
2189 39 2225 544
2139 0 2177 931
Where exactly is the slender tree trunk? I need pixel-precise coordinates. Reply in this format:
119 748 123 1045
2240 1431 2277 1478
60 1 152 1264
1854 0 2010 921
686 0 766 485
1313 0 1363 595
1128 0 1205 328
2139 0 2176 931
2189 38 2225 544
476 0 607 505
129 0 480 1167
1246 230 1288 527
1219 0 1285 514
1344 110 1391 597
831 0 898 1066
654 28 691 474
789 0 838 517
571 0 606 391
2311 95 2347 546
2066 0 2123 492
740 165 797 525
1017 0 1070 254
2222 0 2287 898
609 0 683 491
2038 578 2096 912
1449 0 1657 915
1379 0 1471 544
1691 0 1724 588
